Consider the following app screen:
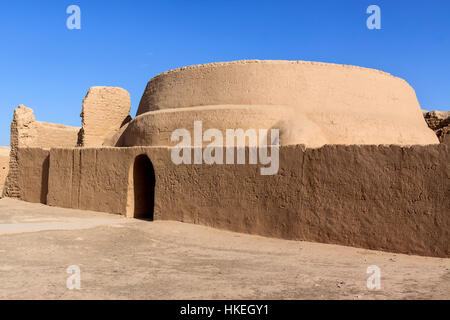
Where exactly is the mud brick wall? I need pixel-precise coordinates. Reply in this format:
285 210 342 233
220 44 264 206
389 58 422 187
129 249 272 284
40 144 449 257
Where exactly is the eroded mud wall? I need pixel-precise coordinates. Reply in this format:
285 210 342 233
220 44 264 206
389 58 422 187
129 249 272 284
78 87 131 147
43 144 449 257
423 110 450 143
11 148 50 204
2 105 79 198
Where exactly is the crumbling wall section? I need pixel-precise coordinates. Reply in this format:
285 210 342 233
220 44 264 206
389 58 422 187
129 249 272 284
78 87 131 147
423 110 450 143
2 105 79 199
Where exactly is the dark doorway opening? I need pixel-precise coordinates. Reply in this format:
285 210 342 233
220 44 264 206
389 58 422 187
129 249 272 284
132 154 155 220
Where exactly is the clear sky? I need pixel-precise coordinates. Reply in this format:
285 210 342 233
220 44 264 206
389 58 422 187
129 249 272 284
0 0 449 146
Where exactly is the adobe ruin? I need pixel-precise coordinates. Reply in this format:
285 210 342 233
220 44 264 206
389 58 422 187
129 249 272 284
1 60 448 258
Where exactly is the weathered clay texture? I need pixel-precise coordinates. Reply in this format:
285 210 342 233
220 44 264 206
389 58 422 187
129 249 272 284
14 148 50 203
79 87 131 147
137 60 438 147
2 105 79 198
423 110 450 143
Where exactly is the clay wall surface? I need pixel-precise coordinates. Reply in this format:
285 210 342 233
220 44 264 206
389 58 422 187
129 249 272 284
47 147 159 214
43 144 449 257
12 148 50 203
79 86 131 147
0 147 10 196
2 105 79 198
136 60 438 147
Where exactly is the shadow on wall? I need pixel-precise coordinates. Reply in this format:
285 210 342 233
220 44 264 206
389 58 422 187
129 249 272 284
40 156 49 204
127 154 156 220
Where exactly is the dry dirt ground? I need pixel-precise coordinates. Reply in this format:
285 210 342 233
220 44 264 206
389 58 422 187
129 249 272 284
0 198 448 300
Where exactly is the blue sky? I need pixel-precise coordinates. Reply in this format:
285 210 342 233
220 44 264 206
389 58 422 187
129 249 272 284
0 0 449 146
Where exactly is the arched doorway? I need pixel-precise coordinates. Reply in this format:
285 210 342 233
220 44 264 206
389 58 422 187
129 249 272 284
126 154 155 220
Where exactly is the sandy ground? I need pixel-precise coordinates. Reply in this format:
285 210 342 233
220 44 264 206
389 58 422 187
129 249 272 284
0 198 448 300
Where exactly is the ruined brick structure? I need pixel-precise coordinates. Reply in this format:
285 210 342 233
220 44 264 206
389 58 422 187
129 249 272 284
423 110 450 143
1 60 448 257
